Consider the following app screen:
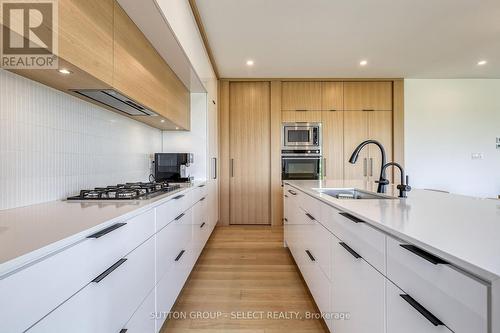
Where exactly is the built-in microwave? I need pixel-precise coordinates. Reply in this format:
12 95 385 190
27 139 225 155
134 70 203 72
282 122 321 150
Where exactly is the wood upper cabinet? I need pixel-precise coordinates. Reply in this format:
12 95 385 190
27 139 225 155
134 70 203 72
282 110 322 122
113 3 190 130
282 82 322 111
344 82 393 111
59 0 114 86
322 82 343 111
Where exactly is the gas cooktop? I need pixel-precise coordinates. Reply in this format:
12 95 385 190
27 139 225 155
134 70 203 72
67 181 181 201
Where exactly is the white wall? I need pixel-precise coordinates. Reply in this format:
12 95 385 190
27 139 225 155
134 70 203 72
162 93 207 180
0 70 162 210
405 79 500 198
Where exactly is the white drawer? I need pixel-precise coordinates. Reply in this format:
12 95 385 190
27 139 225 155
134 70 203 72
301 208 332 282
155 191 191 231
386 236 488 333
0 209 155 333
300 191 322 218
301 251 331 317
192 197 210 255
28 236 156 333
193 183 208 204
124 286 156 333
284 185 303 205
155 246 192 332
387 279 452 333
156 209 192 283
323 206 386 273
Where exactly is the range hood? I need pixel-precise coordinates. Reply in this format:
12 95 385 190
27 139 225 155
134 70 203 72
72 89 158 117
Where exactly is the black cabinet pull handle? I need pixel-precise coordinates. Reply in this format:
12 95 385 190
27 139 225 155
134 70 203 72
305 212 315 221
296 109 308 112
175 250 185 261
305 250 316 262
284 218 288 222
200 222 206 228
87 222 126 239
339 242 362 259
339 212 364 223
120 330 128 333
284 194 289 198
288 189 297 196
200 197 206 201
400 244 449 265
92 258 127 283
173 194 185 200
213 157 217 180
174 213 185 221
362 109 375 112
198 184 205 188
400 294 444 326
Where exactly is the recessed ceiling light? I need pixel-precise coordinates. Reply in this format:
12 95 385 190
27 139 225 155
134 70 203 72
359 60 368 66
58 68 72 75
246 60 254 66
160 119 165 123
175 127 179 130
477 60 487 66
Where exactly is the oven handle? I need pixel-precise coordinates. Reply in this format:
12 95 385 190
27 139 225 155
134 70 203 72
282 157 322 160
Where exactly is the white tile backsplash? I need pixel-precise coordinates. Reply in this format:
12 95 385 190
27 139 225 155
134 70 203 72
0 69 162 210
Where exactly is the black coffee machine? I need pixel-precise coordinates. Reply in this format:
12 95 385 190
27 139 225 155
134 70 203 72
154 153 194 183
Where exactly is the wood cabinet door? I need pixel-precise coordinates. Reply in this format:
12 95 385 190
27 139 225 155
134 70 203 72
331 238 385 333
282 82 322 111
322 82 343 111
229 82 271 225
322 111 344 179
368 111 393 182
343 111 369 180
113 3 190 129
344 82 393 111
282 110 322 122
59 0 114 86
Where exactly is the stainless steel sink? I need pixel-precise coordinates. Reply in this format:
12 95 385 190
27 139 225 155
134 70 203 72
313 188 394 200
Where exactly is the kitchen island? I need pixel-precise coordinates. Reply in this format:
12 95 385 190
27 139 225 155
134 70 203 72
284 180 500 333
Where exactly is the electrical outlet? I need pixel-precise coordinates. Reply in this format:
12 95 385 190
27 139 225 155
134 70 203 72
471 153 484 160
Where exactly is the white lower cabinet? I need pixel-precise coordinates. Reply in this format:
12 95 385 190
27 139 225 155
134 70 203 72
29 236 156 333
386 280 451 333
1 184 214 333
123 287 156 333
331 237 385 333
283 184 490 333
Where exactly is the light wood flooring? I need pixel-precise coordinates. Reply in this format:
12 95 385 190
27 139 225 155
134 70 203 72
161 225 327 333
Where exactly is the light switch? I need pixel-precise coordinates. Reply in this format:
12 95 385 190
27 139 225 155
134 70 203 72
471 153 484 160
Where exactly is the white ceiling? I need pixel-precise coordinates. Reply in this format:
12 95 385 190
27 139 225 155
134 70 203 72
194 0 500 78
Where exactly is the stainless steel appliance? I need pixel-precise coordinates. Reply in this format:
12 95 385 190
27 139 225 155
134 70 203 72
67 181 181 200
281 122 321 151
281 122 322 180
72 89 158 117
154 153 194 183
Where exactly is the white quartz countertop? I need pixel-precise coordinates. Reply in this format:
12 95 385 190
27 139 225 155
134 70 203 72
286 180 500 282
0 181 206 276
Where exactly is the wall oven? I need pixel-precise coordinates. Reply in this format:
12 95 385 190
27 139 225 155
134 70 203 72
281 122 323 180
282 122 321 151
282 154 322 180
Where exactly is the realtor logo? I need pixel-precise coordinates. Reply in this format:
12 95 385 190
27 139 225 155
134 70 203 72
0 0 58 69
